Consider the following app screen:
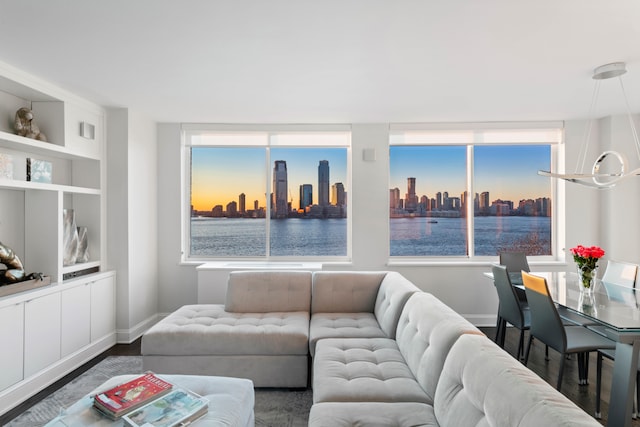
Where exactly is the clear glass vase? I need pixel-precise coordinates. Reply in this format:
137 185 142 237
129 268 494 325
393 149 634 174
577 266 597 307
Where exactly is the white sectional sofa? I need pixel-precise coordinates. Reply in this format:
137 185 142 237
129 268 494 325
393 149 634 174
142 270 602 426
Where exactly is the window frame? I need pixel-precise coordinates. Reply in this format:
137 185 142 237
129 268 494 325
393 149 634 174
388 122 564 262
181 124 352 262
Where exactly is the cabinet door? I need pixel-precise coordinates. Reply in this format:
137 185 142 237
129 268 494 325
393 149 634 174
61 283 91 357
0 303 24 390
91 276 115 341
24 293 61 377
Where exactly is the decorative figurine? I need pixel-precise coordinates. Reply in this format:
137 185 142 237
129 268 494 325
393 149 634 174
0 240 43 284
14 107 47 141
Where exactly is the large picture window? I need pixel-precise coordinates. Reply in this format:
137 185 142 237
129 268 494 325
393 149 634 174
389 125 560 258
185 126 350 260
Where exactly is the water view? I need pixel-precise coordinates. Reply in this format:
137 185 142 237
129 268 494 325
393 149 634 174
191 216 550 257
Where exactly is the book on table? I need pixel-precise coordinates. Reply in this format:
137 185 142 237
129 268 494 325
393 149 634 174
122 388 209 427
92 372 173 420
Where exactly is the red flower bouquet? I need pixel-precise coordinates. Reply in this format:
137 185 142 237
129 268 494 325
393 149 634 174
570 245 605 289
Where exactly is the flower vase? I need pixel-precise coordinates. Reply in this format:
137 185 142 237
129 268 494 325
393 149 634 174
577 266 597 307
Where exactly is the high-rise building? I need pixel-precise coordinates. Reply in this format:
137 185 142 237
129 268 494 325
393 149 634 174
318 160 330 206
239 193 246 214
436 192 442 210
272 160 288 218
405 177 418 212
332 182 346 206
300 184 313 210
479 191 490 215
390 188 400 209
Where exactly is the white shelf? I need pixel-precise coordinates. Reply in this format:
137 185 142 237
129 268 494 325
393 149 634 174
0 130 99 161
62 261 101 275
0 178 100 195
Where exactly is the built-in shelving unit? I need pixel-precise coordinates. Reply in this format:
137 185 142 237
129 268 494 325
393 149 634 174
0 61 115 416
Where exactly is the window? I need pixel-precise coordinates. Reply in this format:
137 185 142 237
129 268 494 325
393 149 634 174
389 124 561 258
184 126 350 260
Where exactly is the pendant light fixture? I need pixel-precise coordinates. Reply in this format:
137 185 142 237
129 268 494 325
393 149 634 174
538 62 640 188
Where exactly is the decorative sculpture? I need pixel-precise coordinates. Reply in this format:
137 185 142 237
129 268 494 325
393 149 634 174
14 107 47 141
0 240 43 284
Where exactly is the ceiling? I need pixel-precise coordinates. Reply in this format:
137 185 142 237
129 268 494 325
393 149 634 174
1 1 639 124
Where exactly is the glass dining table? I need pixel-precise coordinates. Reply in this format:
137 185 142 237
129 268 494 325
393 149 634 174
486 270 640 427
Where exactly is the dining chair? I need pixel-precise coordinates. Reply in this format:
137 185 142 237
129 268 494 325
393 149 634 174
492 264 530 360
499 251 529 302
521 271 616 391
602 260 638 287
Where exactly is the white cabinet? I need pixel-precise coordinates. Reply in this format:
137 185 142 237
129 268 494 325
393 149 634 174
24 292 61 377
0 63 113 416
90 275 116 341
0 303 24 390
61 282 91 357
0 272 116 415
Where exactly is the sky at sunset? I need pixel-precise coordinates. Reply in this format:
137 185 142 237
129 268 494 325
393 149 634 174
389 145 551 203
191 147 347 211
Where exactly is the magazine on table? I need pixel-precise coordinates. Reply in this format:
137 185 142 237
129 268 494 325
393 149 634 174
92 372 173 420
122 387 209 427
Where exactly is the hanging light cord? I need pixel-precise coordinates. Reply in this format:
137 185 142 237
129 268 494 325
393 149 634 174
619 77 640 162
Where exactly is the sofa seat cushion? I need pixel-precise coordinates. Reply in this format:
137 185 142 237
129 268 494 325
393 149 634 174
313 338 429 404
309 313 387 356
308 402 437 427
141 305 309 356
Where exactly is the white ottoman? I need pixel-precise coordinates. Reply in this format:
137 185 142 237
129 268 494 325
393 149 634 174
45 374 255 427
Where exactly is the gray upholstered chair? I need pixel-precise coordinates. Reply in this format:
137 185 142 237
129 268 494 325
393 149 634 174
492 264 530 360
522 271 616 391
499 251 530 273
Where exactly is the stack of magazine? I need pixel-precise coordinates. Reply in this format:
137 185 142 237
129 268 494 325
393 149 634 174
46 372 209 427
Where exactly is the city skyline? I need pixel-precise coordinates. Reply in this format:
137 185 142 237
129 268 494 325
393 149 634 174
389 145 551 203
191 147 347 211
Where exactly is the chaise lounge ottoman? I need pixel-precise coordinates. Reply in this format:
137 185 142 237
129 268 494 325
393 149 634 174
142 271 312 387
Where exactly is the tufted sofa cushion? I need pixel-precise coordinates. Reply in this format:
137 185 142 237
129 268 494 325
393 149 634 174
225 270 312 313
434 334 602 427
309 313 386 356
141 305 309 356
312 337 430 404
394 292 483 403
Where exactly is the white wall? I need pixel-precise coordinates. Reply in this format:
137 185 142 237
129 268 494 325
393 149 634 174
155 117 639 325
107 108 159 342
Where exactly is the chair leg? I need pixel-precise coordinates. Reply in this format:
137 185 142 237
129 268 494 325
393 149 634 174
583 352 590 385
557 353 566 391
524 335 534 366
577 353 584 386
517 329 525 360
494 316 501 343
545 345 549 361
595 353 602 419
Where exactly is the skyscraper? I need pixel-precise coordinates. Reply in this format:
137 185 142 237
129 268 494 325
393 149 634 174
300 184 313 210
318 160 329 206
272 160 288 218
239 193 246 214
405 177 418 212
332 182 345 206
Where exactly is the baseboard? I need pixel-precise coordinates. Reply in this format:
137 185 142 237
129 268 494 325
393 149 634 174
463 313 498 328
116 313 160 344
0 333 116 416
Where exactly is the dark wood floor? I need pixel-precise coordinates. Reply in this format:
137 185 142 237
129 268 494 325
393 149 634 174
2 329 639 426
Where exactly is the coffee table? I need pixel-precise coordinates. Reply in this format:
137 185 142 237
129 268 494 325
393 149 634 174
44 374 255 426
